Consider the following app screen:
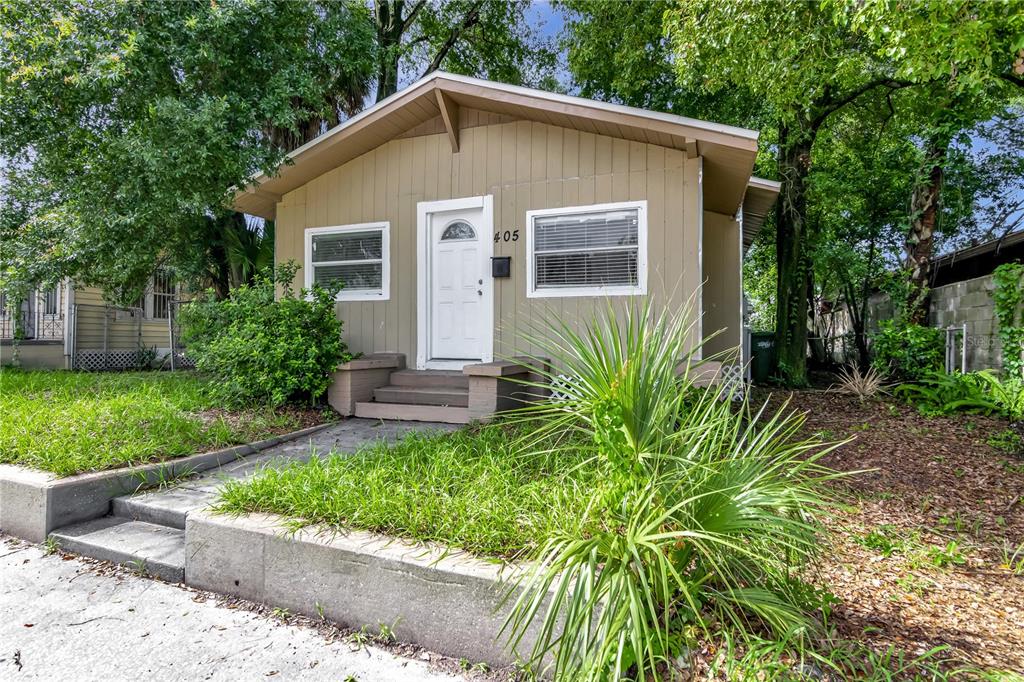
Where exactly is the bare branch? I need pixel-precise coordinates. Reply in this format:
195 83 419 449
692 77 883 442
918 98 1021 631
420 1 483 78
401 0 428 33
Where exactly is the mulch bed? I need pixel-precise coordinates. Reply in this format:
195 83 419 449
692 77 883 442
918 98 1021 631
756 389 1024 674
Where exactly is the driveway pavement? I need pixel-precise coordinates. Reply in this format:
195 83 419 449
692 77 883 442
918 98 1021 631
1 537 466 681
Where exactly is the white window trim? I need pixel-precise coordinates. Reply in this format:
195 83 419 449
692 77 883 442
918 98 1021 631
304 222 391 302
525 200 648 299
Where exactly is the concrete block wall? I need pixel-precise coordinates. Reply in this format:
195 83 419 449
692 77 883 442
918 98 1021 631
826 273 1008 373
930 274 1002 372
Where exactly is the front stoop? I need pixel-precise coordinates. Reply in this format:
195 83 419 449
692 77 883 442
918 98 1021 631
356 367 473 423
351 360 548 424
355 401 472 424
372 385 469 407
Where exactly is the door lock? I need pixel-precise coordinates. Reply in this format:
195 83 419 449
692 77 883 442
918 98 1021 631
477 289 483 296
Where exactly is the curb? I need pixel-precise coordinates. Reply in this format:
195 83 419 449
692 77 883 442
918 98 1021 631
185 510 546 668
0 421 334 543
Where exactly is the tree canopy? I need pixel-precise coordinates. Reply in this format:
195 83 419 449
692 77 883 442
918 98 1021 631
0 0 552 303
562 0 1024 383
1 0 376 301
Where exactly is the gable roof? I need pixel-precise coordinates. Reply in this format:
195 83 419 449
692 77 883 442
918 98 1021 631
234 71 764 220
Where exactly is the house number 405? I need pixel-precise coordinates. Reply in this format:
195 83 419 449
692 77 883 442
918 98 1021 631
494 230 520 243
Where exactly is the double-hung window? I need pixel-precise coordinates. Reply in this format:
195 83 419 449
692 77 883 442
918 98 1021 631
305 223 390 301
526 201 647 298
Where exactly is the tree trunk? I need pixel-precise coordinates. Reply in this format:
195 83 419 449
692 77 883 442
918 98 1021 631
854 235 877 368
773 124 814 385
904 135 949 324
375 1 406 102
807 269 828 367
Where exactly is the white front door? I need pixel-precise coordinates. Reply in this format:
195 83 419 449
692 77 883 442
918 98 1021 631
417 196 494 369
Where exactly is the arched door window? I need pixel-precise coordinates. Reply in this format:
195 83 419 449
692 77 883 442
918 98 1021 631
440 221 476 241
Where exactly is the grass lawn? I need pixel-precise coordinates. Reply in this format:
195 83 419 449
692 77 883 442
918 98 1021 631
218 423 602 559
0 369 325 476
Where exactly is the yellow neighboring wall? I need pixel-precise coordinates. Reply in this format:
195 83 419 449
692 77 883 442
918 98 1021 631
1 281 176 370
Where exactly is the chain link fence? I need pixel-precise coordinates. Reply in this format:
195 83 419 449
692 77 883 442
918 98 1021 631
71 304 147 371
167 300 196 370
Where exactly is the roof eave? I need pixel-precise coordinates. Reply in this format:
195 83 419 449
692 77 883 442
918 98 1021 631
233 71 763 220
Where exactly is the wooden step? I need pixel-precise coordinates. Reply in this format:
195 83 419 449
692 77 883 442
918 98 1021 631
354 401 472 424
373 385 469 407
388 369 469 389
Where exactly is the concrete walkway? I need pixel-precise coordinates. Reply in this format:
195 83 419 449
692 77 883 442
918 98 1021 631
113 418 460 529
0 537 465 681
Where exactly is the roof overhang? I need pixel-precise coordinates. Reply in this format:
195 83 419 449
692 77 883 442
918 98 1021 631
741 176 781 250
234 71 761 220
932 229 1024 267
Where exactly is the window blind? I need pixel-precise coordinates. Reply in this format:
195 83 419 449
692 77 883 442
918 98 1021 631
310 228 386 295
532 208 640 290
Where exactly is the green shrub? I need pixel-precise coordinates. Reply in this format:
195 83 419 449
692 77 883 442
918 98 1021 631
504 300 840 681
179 262 353 406
870 320 944 381
896 370 1023 420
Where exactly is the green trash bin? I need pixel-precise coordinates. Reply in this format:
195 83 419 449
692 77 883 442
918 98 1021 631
749 331 775 384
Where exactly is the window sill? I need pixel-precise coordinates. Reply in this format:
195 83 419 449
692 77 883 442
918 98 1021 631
526 286 647 299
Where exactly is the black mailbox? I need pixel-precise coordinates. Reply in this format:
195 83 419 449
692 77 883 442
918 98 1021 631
491 256 511 278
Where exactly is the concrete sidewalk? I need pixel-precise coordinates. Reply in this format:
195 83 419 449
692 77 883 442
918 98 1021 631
0 537 467 681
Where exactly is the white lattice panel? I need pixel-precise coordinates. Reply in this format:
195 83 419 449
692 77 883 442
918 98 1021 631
548 374 578 402
718 364 746 401
74 350 143 372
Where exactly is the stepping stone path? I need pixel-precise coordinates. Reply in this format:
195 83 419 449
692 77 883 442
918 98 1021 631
50 419 458 582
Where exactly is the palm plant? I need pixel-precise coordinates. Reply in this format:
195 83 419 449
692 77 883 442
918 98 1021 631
502 300 841 681
831 364 889 401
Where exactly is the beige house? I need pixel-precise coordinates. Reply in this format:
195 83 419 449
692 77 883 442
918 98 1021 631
0 273 178 370
234 72 778 422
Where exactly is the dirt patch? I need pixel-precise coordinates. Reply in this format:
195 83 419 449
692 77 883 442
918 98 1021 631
757 389 1024 673
194 404 331 437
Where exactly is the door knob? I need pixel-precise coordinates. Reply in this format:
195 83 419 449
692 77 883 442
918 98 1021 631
477 290 483 296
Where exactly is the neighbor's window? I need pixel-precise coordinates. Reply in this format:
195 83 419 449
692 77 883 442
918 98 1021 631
305 223 390 301
151 269 174 320
526 201 647 298
42 287 59 316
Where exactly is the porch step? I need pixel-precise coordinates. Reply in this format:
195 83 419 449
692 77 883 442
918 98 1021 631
50 517 185 583
354 401 472 424
388 369 469 390
373 385 469 407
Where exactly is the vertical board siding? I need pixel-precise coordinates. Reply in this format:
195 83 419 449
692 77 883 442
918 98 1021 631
276 121 703 361
701 211 742 358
